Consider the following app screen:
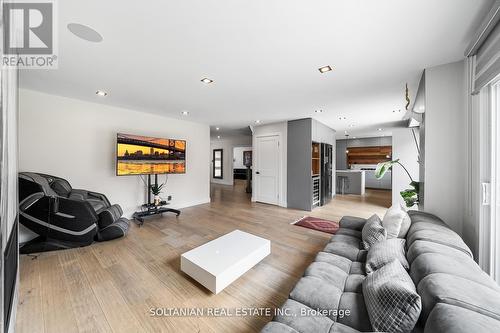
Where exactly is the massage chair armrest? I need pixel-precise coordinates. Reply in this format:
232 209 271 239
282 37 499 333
338 216 367 231
69 189 111 207
53 197 99 223
20 194 98 224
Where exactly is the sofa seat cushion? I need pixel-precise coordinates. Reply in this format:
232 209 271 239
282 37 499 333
314 252 352 273
305 262 348 288
337 292 372 331
323 239 362 262
344 274 364 293
410 253 500 290
290 276 343 321
417 273 500 322
424 303 500 333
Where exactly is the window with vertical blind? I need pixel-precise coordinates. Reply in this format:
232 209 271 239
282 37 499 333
467 2 500 93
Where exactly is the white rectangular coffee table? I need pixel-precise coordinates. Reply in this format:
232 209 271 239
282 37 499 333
180 230 271 294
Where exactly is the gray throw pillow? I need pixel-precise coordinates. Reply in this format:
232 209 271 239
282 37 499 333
361 214 387 250
365 238 409 274
363 260 421 333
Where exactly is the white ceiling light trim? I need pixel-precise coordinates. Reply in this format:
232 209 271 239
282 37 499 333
201 78 214 84
318 65 332 73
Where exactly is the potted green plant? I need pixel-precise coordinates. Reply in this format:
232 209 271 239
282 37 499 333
150 183 165 206
375 159 420 208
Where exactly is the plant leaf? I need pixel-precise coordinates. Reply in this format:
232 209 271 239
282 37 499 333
375 160 397 179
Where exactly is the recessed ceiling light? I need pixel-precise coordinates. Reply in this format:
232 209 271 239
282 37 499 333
95 90 107 97
348 124 355 128
318 65 332 73
201 78 213 84
181 111 189 116
377 128 383 131
255 120 261 124
315 110 323 113
215 127 220 131
338 116 347 120
67 23 103 43
217 135 221 139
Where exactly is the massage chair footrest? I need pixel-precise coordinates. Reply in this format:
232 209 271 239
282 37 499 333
98 204 124 229
96 217 130 242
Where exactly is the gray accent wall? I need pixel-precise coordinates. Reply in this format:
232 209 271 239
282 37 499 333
336 140 347 170
287 118 336 211
287 119 313 211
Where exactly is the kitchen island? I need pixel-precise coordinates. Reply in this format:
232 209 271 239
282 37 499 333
336 170 365 195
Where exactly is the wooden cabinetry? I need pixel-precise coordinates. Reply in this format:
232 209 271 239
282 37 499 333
347 146 392 166
312 142 320 176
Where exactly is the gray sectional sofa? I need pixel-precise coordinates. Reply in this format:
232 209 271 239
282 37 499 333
261 211 500 333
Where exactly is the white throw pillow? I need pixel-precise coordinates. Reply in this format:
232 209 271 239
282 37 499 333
382 204 411 238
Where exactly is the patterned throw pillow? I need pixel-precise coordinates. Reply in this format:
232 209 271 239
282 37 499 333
363 260 421 333
361 214 387 250
365 238 409 273
382 204 411 238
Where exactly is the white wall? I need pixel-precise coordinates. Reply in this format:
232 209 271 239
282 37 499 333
210 136 252 185
392 128 420 208
233 146 252 169
423 60 466 234
252 122 287 207
19 89 211 217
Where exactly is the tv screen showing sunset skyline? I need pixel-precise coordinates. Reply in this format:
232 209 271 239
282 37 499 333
116 133 186 176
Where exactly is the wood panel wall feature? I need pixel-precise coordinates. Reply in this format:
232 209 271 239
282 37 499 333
312 142 320 176
347 146 392 165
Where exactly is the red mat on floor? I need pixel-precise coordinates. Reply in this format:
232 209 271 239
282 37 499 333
292 216 339 234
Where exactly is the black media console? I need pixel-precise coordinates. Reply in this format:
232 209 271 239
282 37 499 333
132 174 180 226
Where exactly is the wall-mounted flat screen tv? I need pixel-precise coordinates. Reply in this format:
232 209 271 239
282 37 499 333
116 133 186 176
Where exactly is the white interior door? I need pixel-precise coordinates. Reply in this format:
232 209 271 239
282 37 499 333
255 135 280 205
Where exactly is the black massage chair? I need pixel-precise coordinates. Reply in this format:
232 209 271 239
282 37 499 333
19 172 130 254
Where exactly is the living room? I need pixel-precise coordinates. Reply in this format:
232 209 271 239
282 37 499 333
1 1 500 333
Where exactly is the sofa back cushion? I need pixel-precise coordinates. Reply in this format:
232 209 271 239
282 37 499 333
406 210 500 333
365 238 409 274
361 214 386 250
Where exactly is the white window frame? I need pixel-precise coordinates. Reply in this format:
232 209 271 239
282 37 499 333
479 77 500 282
491 80 500 281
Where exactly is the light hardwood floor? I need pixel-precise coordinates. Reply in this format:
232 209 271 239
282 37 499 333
16 181 391 333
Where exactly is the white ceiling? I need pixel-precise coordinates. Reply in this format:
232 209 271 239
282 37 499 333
21 0 493 139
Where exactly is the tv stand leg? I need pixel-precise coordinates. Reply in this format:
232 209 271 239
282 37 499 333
165 208 181 216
